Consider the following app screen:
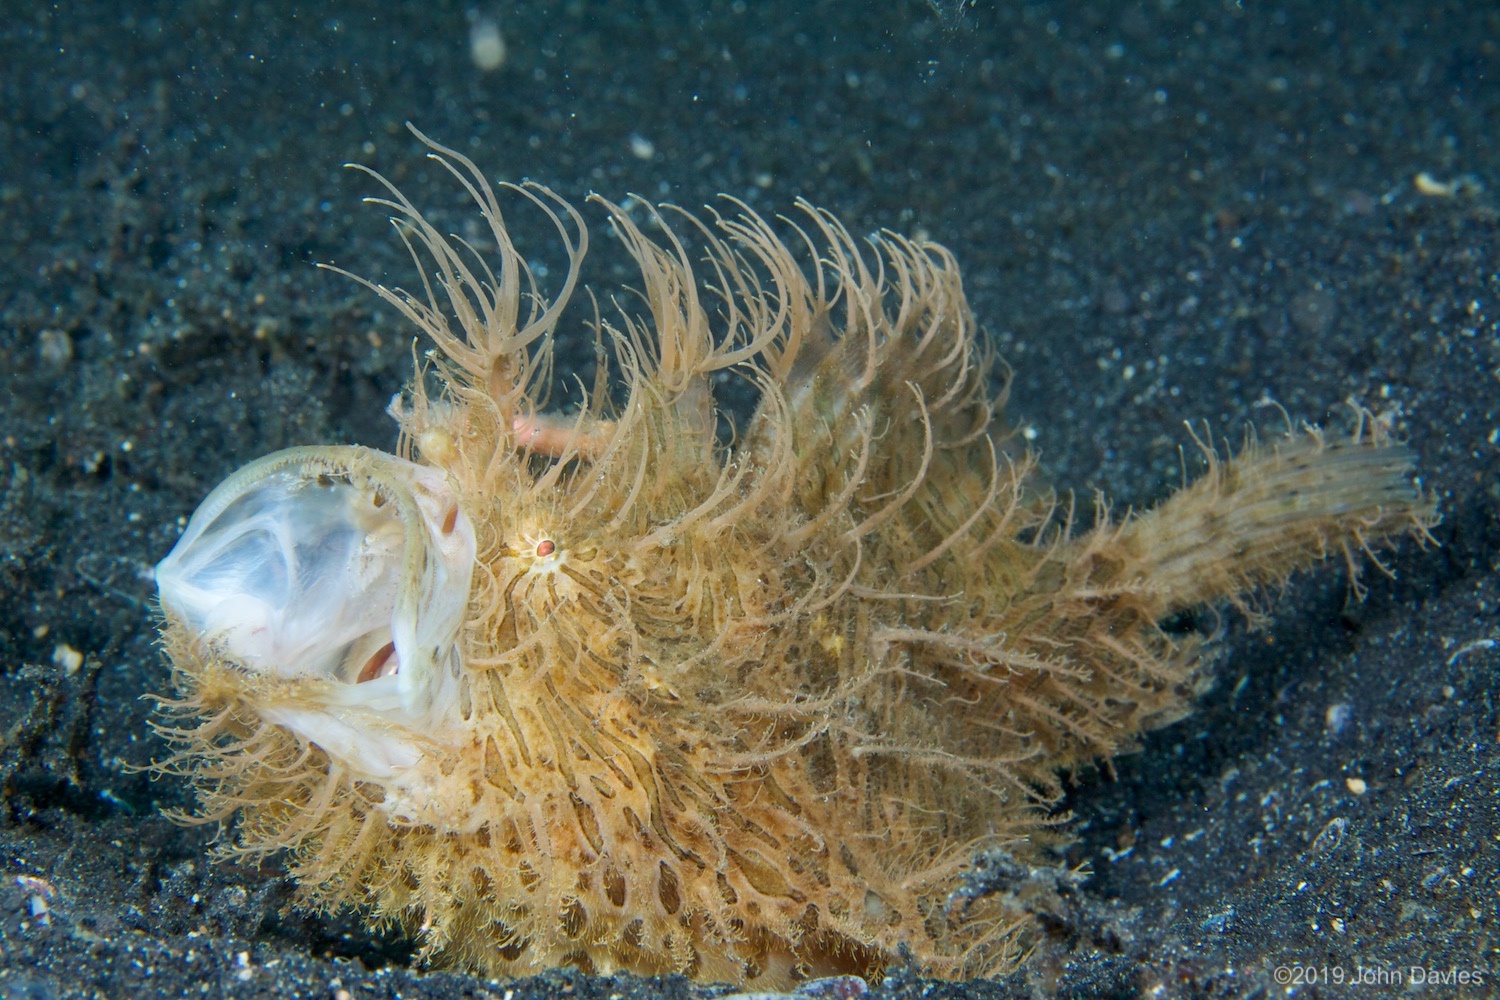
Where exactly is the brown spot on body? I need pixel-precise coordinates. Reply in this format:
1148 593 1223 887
602 865 627 907
560 897 588 938
570 792 604 854
658 862 682 914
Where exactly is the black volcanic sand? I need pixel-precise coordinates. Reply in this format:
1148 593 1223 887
2 3 1495 998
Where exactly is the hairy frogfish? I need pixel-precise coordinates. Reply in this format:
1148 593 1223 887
152 126 1435 988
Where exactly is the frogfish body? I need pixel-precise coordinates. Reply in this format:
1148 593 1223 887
153 127 1434 988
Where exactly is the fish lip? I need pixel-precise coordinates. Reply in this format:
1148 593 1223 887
155 444 477 763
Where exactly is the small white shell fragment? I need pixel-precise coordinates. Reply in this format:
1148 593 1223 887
629 133 656 160
1413 171 1482 197
469 18 505 72
51 643 83 675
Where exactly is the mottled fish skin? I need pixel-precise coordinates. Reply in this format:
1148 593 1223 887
151 126 1436 989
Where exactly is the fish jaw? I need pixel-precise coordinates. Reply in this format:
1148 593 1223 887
155 445 477 784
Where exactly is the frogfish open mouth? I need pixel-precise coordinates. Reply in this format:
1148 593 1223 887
152 125 1436 988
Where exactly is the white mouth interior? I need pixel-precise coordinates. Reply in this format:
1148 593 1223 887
155 446 476 775
157 465 406 681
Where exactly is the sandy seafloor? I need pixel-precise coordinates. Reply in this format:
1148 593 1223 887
1 2 1496 998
